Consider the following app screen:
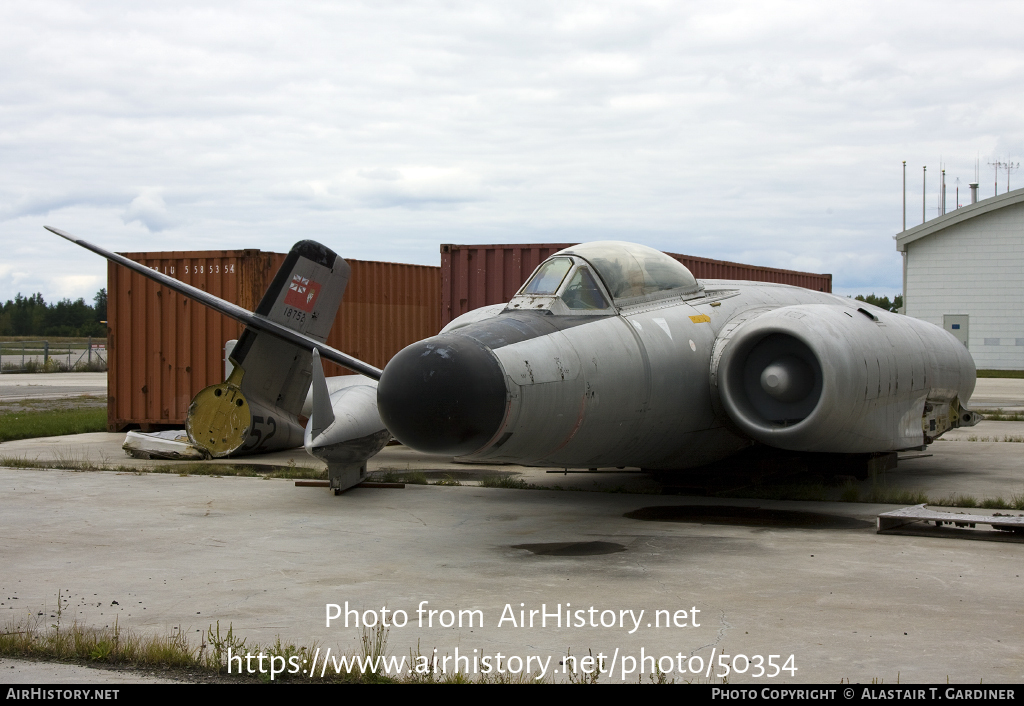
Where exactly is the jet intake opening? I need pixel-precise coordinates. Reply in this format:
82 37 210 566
721 332 823 429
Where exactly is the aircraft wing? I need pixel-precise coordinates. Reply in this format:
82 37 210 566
46 226 381 380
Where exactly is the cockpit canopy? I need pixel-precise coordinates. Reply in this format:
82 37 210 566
510 241 701 315
554 241 700 303
513 256 611 313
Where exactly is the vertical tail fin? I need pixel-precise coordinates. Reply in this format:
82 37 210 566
188 240 352 456
229 240 351 418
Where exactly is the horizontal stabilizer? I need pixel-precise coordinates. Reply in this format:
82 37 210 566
45 226 381 380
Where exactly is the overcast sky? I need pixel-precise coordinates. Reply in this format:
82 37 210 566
2 0 1022 304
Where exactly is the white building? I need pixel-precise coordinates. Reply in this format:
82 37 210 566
896 187 1024 370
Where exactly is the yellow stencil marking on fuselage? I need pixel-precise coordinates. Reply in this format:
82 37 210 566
689 314 711 323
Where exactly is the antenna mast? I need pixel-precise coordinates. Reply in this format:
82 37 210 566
941 168 946 215
922 166 927 223
1007 161 1021 192
988 159 1002 196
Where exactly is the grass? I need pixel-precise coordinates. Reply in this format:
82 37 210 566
0 596 558 684
1 603 361 682
707 471 1024 510
971 408 1024 422
0 407 107 442
958 434 1024 442
0 336 107 345
0 454 328 479
0 358 107 373
148 462 327 480
478 475 535 489
836 483 931 506
1 593 204 673
0 395 105 412
375 469 429 484
371 469 541 488
977 369 1024 378
827 482 1024 510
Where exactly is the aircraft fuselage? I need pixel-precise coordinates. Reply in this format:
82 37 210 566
377 245 975 471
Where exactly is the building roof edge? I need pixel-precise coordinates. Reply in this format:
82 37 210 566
895 187 1024 252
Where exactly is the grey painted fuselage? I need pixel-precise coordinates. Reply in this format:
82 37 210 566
457 282 973 469
377 242 977 471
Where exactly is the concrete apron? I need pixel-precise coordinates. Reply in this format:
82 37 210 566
1 465 1022 684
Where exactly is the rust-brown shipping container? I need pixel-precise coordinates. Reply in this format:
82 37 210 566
108 250 440 431
441 243 832 327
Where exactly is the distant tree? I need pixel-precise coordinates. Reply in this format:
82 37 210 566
6 293 46 335
93 288 107 322
854 293 904 313
0 289 107 336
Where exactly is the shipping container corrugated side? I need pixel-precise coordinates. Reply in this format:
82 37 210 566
108 251 440 431
440 243 832 326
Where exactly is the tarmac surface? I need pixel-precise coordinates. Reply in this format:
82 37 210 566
0 372 107 402
1 374 1023 684
969 378 1024 412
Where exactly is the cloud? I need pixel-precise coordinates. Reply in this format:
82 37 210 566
351 167 484 209
1 0 1023 303
0 190 129 222
121 190 178 232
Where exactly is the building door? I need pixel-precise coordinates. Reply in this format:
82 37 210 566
943 314 969 349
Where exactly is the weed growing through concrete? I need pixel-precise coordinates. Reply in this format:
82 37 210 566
0 455 327 480
0 597 566 683
724 478 1024 510
358 623 391 683
954 433 1024 442
374 469 429 484
2 604 197 671
204 620 246 673
479 475 534 489
864 487 930 505
933 493 978 508
976 408 1024 422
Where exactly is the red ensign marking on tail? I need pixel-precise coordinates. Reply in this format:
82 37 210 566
284 274 321 312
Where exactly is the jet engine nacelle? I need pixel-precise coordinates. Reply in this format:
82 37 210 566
712 304 977 453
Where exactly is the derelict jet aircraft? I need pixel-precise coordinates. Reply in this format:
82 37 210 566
48 227 980 492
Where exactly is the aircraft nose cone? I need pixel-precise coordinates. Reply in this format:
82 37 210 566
377 335 507 455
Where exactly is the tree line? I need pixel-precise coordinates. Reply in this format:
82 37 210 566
0 288 903 338
854 293 903 312
0 290 107 337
